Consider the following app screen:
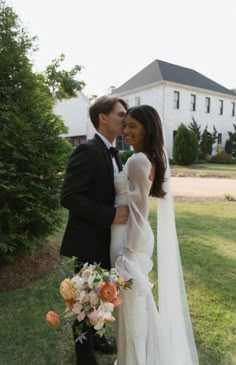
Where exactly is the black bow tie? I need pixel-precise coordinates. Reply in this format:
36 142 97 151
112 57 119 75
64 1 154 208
108 147 122 171
109 147 119 157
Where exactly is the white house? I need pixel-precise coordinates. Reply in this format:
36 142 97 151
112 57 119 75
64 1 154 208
54 92 95 146
112 60 236 158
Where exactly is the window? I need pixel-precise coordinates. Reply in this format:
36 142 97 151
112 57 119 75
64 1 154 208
116 136 130 151
219 100 223 115
173 130 177 141
135 96 141 105
217 133 222 145
190 94 196 111
174 91 180 109
232 102 235 117
205 97 210 113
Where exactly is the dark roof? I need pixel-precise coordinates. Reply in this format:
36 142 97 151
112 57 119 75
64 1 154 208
113 60 235 96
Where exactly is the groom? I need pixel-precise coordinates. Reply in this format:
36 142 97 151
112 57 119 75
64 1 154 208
60 95 129 365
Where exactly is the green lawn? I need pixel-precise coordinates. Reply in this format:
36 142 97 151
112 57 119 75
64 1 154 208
171 163 236 178
0 201 235 365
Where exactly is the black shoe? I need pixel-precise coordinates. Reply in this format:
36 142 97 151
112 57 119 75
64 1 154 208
75 352 98 365
94 335 117 354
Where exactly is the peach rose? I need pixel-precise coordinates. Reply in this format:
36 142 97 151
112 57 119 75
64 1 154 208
46 311 60 327
104 315 116 323
60 278 74 300
118 276 126 289
99 283 117 302
89 291 99 306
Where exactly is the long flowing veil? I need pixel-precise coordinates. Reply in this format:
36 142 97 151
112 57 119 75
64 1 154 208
157 146 200 365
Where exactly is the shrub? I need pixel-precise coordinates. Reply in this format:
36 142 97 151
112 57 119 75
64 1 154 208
173 124 198 165
0 3 73 263
119 150 134 164
207 152 236 164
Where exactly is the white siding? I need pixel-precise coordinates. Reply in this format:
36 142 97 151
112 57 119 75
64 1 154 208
54 93 90 138
116 83 236 158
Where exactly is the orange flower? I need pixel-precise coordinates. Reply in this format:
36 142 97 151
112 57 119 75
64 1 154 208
65 298 74 311
99 283 117 302
60 278 74 300
111 296 122 308
46 311 60 327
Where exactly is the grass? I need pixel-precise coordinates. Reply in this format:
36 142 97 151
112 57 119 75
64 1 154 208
171 163 236 177
0 201 236 365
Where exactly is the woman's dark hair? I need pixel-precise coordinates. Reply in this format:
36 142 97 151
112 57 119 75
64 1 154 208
89 95 128 129
126 105 167 198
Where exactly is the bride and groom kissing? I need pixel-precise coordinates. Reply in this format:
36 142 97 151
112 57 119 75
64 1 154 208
60 96 199 365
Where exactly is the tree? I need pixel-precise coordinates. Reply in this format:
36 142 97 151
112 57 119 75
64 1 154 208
200 126 217 158
105 85 116 94
0 1 85 262
44 53 85 101
188 117 201 158
225 124 236 157
173 124 198 165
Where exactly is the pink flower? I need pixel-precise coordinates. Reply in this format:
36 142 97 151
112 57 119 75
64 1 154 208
72 302 83 315
89 291 99 306
112 297 122 308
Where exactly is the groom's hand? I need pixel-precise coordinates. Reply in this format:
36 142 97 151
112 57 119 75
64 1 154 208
113 205 129 224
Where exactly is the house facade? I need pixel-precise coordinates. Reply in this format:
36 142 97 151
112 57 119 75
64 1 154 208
54 92 95 147
113 60 236 158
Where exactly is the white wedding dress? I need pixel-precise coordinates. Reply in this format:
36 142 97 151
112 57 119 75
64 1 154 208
110 152 199 365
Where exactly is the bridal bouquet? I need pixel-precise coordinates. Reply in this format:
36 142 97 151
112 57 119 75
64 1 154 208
46 263 132 342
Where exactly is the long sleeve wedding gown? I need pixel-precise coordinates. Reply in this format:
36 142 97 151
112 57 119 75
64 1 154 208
110 152 199 365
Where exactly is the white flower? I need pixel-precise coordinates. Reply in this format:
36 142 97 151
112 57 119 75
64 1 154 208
82 268 93 282
94 318 105 330
88 274 96 288
71 276 84 290
103 302 114 313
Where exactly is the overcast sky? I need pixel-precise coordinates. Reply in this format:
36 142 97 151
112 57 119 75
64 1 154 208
8 0 236 97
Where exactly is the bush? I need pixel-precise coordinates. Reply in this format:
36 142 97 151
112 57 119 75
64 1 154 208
119 150 134 164
0 3 72 263
207 152 236 164
173 124 198 165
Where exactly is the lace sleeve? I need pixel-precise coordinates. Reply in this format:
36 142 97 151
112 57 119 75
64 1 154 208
115 153 154 295
125 153 152 217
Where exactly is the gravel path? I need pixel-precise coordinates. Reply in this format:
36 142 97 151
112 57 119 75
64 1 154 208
171 177 236 199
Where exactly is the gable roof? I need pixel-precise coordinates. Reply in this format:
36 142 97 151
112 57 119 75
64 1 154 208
113 60 235 96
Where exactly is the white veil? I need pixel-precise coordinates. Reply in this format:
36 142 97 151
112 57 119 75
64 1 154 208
157 147 200 365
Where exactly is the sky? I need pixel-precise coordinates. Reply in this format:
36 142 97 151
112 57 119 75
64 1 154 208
8 0 236 97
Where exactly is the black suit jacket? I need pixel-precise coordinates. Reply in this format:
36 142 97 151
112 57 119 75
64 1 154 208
60 135 117 269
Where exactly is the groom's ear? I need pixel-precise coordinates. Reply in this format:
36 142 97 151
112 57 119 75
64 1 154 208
99 112 108 125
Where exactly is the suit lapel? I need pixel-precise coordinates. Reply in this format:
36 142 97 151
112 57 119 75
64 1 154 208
93 134 114 180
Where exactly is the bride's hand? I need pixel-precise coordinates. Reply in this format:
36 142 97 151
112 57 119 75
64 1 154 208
112 205 129 224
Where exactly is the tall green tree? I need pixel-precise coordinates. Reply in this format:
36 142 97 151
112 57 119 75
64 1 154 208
188 117 201 158
173 124 198 165
200 126 217 158
44 53 85 100
0 1 85 262
225 124 236 157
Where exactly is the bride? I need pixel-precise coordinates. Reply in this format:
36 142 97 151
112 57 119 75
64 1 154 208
110 105 199 365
